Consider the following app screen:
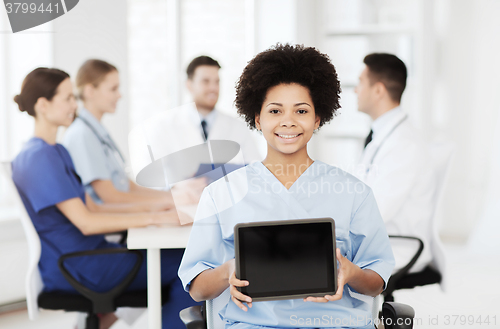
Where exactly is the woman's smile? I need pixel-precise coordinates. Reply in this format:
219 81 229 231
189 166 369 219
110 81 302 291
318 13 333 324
275 132 303 143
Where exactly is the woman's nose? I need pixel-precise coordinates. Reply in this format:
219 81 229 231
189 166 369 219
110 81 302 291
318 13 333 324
280 112 296 127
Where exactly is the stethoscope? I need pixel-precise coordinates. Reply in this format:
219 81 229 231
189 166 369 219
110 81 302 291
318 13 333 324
77 115 126 168
365 114 408 171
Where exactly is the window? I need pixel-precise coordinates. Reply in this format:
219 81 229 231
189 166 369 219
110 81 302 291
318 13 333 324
127 0 251 126
0 15 53 219
312 0 421 168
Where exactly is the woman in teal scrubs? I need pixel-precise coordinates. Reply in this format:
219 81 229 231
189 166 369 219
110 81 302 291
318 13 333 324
11 68 199 329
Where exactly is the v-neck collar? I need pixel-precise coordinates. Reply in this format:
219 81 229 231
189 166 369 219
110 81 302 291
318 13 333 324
78 107 109 140
255 160 317 192
250 161 319 219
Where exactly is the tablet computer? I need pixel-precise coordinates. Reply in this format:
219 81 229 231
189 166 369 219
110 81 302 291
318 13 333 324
234 218 337 302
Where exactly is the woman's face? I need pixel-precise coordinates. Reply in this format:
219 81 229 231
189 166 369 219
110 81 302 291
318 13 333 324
255 83 320 157
88 70 122 114
42 78 77 127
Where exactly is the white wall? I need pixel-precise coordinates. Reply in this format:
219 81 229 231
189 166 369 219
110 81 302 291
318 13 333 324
52 0 130 159
127 0 172 126
254 0 318 59
0 221 28 305
435 0 500 241
180 0 248 115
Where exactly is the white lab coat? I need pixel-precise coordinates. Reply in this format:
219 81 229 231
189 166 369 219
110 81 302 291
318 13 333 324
357 108 435 273
128 103 262 184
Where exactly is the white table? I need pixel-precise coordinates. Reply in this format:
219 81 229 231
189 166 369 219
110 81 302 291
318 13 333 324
127 225 192 329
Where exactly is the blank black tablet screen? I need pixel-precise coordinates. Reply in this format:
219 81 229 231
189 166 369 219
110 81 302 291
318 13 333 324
238 221 335 298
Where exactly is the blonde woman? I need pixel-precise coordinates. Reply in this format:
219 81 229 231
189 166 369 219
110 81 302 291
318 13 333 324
63 59 204 207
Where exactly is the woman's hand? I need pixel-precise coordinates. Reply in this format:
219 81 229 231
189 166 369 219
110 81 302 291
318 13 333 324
227 259 253 312
145 200 174 212
171 177 207 206
303 248 357 303
149 210 182 226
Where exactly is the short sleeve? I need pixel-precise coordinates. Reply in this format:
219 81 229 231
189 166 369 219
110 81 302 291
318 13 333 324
349 188 395 289
63 120 112 185
13 147 82 213
178 187 228 292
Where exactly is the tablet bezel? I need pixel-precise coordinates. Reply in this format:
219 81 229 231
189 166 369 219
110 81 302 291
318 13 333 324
234 217 337 302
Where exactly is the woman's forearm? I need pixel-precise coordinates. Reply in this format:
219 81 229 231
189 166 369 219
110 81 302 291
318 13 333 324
92 202 150 213
57 198 180 235
347 268 385 297
79 210 180 235
92 180 174 205
189 261 232 302
129 181 171 197
80 212 152 235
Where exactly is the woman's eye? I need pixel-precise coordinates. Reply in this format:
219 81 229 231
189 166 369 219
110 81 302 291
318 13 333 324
297 109 308 114
270 109 280 114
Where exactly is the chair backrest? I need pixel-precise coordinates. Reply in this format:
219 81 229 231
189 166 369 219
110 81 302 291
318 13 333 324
206 288 231 329
427 140 455 292
1 162 43 320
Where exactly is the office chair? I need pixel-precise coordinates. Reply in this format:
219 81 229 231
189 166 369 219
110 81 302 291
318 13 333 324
180 289 415 329
0 162 169 329
383 140 455 302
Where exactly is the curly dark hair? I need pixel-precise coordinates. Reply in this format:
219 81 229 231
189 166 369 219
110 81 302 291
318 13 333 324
235 44 341 129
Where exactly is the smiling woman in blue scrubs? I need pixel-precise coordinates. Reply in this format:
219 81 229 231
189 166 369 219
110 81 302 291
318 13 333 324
178 44 395 329
11 68 199 329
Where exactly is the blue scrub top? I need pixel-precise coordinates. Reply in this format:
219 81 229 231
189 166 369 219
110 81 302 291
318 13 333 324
11 137 131 293
179 161 395 328
63 108 129 203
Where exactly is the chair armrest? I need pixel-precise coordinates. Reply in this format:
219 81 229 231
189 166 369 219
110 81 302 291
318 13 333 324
385 236 424 296
118 230 128 244
382 302 415 329
179 305 206 329
104 230 128 244
58 248 143 313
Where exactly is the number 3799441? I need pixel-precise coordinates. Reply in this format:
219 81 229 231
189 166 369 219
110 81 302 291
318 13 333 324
5 2 61 14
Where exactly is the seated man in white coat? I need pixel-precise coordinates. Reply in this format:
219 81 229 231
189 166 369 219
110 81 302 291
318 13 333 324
184 55 261 162
355 53 435 273
128 56 262 220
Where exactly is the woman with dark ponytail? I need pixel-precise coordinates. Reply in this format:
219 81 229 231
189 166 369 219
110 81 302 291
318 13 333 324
11 68 199 329
13 68 70 116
